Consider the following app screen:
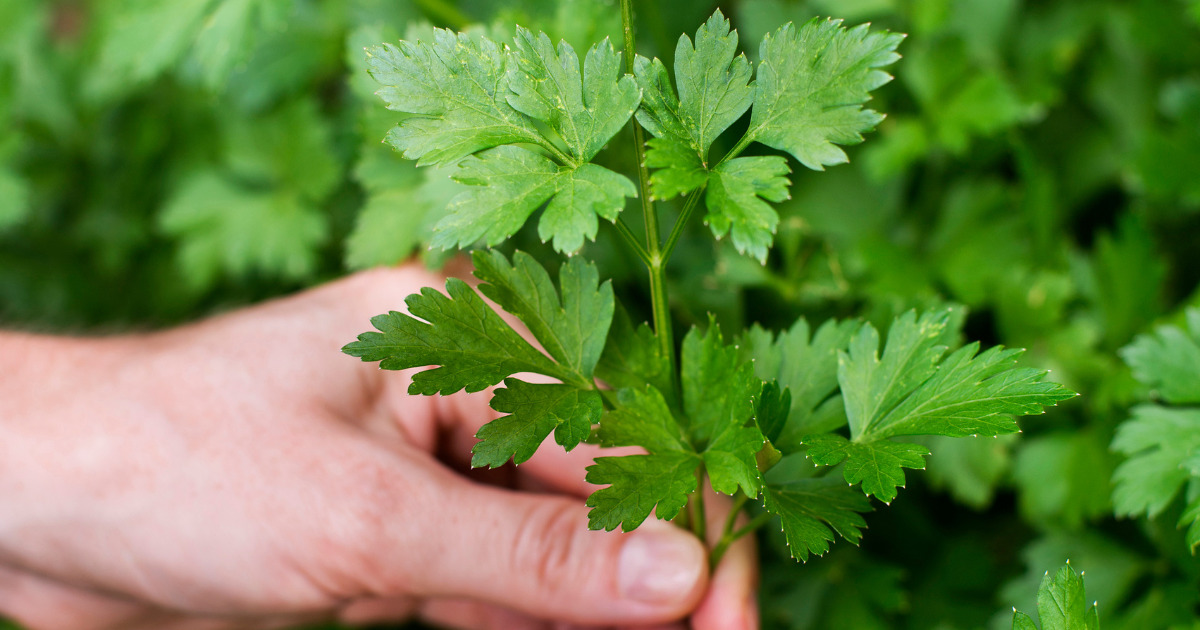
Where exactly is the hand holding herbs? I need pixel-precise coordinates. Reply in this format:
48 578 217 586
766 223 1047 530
347 3 1075 578
0 265 756 629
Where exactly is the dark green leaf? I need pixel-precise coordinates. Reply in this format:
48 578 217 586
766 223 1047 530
681 321 760 445
472 379 602 468
585 452 699 531
634 9 755 199
596 305 674 399
599 385 689 453
342 278 566 395
473 250 614 382
803 433 928 503
705 156 791 262
763 475 872 561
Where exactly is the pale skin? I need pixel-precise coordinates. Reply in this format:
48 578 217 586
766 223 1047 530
0 264 757 630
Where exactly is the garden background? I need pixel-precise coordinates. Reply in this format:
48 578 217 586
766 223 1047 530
2 0 1200 627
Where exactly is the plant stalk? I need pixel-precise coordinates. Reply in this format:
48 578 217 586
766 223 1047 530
710 508 772 570
660 185 706 261
620 0 677 395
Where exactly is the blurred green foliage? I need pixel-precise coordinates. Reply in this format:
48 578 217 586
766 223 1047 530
2 0 1200 628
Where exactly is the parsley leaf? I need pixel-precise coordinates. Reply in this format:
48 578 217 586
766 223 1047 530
473 250 613 382
803 310 1073 501
749 19 904 171
595 305 674 400
342 278 565 395
682 320 760 445
471 379 601 468
1111 405 1200 519
346 251 614 469
763 472 872 562
366 30 541 166
431 147 637 253
1111 310 1200 551
634 9 754 199
743 318 861 451
585 452 699 532
507 28 640 164
803 434 929 504
841 310 1075 441
599 385 689 453
705 156 791 264
681 322 766 495
589 384 701 530
1011 563 1100 630
1119 309 1200 404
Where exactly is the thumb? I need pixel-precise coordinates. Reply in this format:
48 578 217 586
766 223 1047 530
402 468 708 624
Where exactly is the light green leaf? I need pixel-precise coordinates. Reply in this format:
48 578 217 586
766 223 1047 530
507 28 640 163
432 146 635 252
748 18 903 170
705 155 791 262
473 250 614 382
634 9 755 199
431 146 559 249
472 379 602 468
763 474 872 561
344 188 428 270
539 163 637 252
1120 309 1200 404
1111 405 1200 518
585 452 699 531
158 171 326 290
1013 431 1113 529
191 0 265 89
803 433 928 503
1012 611 1039 630
223 98 340 203
367 30 542 166
342 279 566 395
90 0 215 97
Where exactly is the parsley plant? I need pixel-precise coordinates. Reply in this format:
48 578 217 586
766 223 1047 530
344 3 1075 569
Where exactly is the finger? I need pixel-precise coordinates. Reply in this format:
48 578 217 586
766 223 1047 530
418 597 552 630
0 565 151 630
512 442 643 498
691 494 759 630
387 462 708 625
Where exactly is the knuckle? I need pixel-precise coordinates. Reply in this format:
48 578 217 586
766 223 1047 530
511 498 587 595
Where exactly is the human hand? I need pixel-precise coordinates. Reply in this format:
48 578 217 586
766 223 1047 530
0 263 757 630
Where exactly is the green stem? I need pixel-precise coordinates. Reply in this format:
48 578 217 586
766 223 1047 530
716 131 755 168
537 138 577 168
613 219 652 266
620 0 676 391
660 184 706 261
710 508 772 570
